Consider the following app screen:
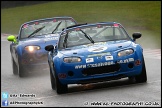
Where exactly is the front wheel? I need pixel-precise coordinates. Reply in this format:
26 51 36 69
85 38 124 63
53 68 68 94
18 58 26 77
50 68 56 90
11 56 18 75
135 57 147 83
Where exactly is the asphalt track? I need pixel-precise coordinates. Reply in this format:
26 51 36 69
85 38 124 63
1 34 161 107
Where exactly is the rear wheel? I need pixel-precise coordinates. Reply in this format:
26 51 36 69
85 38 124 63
135 57 147 83
11 56 18 75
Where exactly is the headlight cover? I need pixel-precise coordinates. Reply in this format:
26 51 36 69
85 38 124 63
63 57 81 63
24 46 41 52
118 49 134 57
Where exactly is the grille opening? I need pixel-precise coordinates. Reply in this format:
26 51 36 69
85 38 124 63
82 63 120 76
68 71 74 77
128 63 134 68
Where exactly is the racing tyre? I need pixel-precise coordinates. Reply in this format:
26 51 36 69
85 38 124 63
50 68 56 90
11 56 18 75
18 58 26 77
128 76 135 83
53 68 68 94
55 75 68 94
135 57 147 83
18 63 26 77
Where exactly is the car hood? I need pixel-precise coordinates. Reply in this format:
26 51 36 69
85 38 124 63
59 40 133 57
18 34 59 48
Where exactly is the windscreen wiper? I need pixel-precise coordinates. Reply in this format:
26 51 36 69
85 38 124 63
80 29 95 44
51 21 62 34
28 26 45 38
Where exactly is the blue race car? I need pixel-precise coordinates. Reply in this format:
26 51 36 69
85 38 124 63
45 22 147 94
7 16 77 77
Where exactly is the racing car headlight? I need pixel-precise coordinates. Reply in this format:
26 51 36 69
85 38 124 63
63 57 81 63
25 46 41 52
118 49 134 57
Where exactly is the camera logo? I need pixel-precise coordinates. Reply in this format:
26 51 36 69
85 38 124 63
2 92 8 99
2 100 8 106
2 92 9 106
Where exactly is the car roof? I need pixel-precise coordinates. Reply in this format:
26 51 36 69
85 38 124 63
65 22 121 30
21 16 76 26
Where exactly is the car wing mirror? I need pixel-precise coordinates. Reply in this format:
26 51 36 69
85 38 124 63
7 35 18 43
45 45 54 51
132 32 142 41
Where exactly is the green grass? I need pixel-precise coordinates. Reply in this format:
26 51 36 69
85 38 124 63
1 1 161 48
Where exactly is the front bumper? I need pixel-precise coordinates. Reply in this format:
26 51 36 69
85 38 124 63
56 56 143 85
59 66 142 85
22 62 49 73
19 50 49 72
21 50 48 65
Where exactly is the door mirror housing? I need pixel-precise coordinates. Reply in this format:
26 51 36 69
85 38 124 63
45 45 54 51
132 32 142 41
7 35 17 43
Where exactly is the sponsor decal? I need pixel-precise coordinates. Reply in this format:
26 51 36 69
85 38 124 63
129 58 134 62
53 19 57 22
75 61 114 69
86 58 94 63
105 56 113 60
97 56 103 59
24 39 40 42
117 58 134 63
88 52 111 57
44 37 58 41
83 42 106 48
75 65 87 69
97 25 102 28
23 24 29 28
34 22 39 25
74 58 134 69
75 28 81 31
88 46 107 52
87 61 114 68
45 34 59 37
114 24 119 27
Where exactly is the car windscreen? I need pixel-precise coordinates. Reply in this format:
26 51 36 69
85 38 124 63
20 18 76 39
58 23 130 49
